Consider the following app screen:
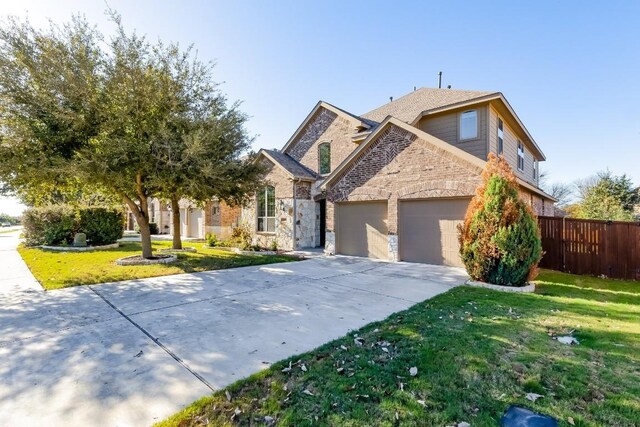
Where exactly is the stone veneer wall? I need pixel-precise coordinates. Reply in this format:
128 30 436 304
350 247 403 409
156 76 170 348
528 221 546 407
240 158 319 250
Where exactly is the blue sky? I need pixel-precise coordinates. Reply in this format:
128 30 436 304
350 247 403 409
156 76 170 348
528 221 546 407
1 0 639 215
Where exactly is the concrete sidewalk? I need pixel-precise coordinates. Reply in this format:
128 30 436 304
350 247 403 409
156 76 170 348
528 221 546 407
0 238 467 427
0 230 42 295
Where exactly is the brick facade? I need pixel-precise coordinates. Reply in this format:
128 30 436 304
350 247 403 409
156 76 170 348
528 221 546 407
326 124 483 236
285 108 360 176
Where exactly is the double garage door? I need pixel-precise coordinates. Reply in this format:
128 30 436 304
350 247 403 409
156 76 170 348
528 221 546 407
336 198 470 267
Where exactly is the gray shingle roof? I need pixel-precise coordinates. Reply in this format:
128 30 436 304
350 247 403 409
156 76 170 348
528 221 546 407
261 149 320 181
361 87 497 123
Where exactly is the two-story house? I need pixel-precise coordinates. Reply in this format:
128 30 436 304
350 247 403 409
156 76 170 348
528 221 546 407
240 87 555 267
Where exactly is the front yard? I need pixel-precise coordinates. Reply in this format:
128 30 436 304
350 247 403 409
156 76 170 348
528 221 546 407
157 270 640 427
18 241 298 290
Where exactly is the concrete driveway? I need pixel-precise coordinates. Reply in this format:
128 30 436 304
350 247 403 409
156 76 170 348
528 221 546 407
0 231 468 426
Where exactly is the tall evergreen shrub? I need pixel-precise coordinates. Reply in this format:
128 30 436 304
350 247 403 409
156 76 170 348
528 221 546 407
458 154 542 286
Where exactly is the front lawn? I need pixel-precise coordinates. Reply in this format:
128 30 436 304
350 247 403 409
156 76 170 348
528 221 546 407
157 270 640 427
18 241 298 290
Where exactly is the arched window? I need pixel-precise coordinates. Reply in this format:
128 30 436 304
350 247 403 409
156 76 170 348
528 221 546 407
318 142 331 175
257 186 275 232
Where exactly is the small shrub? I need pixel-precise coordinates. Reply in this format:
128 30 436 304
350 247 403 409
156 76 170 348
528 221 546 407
22 205 75 246
77 207 124 245
458 154 542 286
269 239 278 251
231 225 252 250
148 222 159 235
205 232 218 247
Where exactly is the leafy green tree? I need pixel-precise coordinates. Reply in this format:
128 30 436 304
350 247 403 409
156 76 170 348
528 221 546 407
574 172 639 221
458 154 542 286
0 13 260 257
148 45 263 249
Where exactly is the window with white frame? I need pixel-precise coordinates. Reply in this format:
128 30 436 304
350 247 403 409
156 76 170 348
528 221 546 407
459 110 478 140
517 141 525 171
257 186 275 233
497 118 504 155
533 160 538 181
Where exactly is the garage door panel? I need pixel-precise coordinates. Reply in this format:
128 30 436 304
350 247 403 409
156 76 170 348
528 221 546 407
399 198 470 267
337 202 388 259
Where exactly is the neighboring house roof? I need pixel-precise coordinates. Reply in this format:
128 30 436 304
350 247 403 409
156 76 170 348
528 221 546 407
259 149 319 181
281 101 375 154
361 88 496 123
320 115 556 202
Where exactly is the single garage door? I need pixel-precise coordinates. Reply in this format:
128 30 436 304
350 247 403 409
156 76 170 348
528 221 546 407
188 209 203 238
399 198 471 267
336 201 388 259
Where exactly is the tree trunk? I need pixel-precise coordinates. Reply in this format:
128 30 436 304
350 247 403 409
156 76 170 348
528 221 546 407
171 195 182 250
122 189 154 259
136 213 154 259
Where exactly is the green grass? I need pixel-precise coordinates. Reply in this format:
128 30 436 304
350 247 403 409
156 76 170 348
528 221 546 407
17 241 298 290
156 270 640 427
0 228 20 234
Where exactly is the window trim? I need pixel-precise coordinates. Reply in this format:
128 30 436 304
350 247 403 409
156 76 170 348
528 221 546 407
533 159 538 181
318 142 331 175
517 141 525 171
459 109 478 141
497 118 504 155
256 185 276 234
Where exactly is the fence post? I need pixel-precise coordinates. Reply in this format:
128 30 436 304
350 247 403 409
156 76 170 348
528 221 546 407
561 216 566 272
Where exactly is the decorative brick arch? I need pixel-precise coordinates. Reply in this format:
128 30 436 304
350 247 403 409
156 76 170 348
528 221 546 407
331 186 391 203
397 179 480 200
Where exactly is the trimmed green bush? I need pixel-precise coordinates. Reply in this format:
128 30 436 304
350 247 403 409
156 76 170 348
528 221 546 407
23 205 124 247
23 205 75 246
77 207 125 245
149 222 159 235
458 154 542 286
205 232 218 247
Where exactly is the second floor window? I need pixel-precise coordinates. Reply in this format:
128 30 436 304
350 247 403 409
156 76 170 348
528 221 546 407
460 110 477 140
318 142 331 175
517 141 525 171
533 160 538 181
497 119 504 155
257 186 275 233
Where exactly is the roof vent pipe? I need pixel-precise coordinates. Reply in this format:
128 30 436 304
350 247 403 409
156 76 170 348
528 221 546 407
438 71 442 88
389 96 393 102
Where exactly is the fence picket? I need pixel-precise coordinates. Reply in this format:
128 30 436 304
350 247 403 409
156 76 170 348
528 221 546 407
538 216 640 280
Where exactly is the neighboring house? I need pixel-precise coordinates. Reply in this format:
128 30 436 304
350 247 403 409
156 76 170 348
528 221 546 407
125 198 240 239
240 87 556 266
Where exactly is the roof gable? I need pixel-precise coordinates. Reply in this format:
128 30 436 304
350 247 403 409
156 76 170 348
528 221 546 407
321 116 556 201
281 101 373 155
258 149 319 181
322 116 486 190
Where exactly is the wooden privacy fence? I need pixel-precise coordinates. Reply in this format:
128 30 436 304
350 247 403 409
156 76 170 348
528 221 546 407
537 216 640 280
